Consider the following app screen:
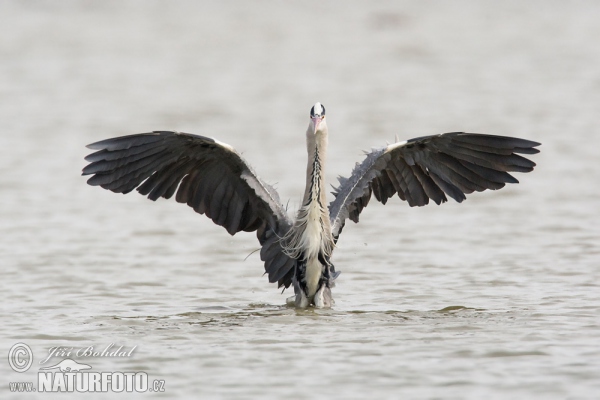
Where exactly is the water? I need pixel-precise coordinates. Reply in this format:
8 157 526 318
1 1 599 398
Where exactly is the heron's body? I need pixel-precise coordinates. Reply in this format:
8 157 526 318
282 104 336 306
83 102 540 308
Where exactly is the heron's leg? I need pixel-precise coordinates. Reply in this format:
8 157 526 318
295 291 309 308
292 275 310 308
314 284 326 308
323 286 334 307
314 282 335 308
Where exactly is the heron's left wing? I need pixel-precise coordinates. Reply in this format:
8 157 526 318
328 132 540 240
82 131 296 288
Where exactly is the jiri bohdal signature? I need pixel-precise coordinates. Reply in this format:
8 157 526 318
39 344 137 365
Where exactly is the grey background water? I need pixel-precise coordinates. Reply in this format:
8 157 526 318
1 1 599 399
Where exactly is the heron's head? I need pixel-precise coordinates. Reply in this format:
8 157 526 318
310 102 326 134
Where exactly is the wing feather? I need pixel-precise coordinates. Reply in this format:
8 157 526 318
410 164 446 205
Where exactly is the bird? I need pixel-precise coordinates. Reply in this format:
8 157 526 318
82 102 540 308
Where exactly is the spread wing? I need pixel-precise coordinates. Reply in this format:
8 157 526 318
328 132 541 239
82 131 295 288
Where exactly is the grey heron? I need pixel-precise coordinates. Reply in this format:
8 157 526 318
82 102 540 308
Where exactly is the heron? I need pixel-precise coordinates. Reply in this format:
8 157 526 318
82 102 540 308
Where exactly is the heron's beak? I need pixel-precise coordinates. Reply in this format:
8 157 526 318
311 116 322 134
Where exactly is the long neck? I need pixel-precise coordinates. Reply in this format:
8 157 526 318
298 128 334 259
303 130 328 209
280 127 335 261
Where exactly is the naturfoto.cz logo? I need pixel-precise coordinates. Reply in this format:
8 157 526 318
7 343 165 393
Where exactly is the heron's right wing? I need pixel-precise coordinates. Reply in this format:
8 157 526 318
83 131 295 288
328 132 540 240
